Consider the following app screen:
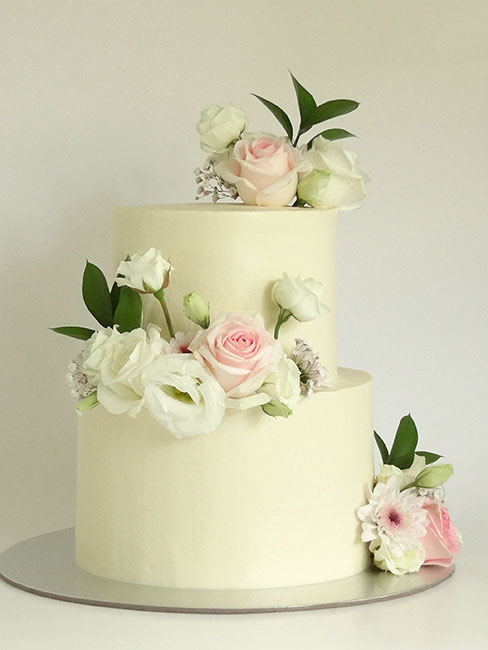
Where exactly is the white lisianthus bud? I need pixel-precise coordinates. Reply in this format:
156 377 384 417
415 464 454 489
196 104 248 154
299 137 369 210
116 248 172 293
297 169 331 208
272 273 329 322
259 358 301 409
184 292 210 328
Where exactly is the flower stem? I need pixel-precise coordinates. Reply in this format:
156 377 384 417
273 309 292 339
154 289 175 339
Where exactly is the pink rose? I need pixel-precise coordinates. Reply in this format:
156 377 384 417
215 135 309 207
420 498 462 567
190 312 281 398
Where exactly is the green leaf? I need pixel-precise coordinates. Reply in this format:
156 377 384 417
311 99 359 126
416 451 443 465
82 261 113 328
252 94 293 141
374 431 390 464
387 414 419 470
290 72 317 135
319 128 356 141
110 281 121 315
113 286 142 333
51 326 95 341
261 399 292 418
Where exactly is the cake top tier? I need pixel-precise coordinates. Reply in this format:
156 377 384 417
114 203 337 214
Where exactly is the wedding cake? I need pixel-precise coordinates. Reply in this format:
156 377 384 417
54 75 460 592
75 204 373 589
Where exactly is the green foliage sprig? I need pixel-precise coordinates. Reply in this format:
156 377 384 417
252 71 359 148
374 414 442 470
374 415 452 492
51 260 142 340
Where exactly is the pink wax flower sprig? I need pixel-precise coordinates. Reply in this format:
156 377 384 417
358 414 462 575
195 72 368 209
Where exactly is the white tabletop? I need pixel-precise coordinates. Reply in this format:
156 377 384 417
0 523 485 650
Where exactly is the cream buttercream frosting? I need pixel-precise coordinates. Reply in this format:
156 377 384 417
75 204 374 589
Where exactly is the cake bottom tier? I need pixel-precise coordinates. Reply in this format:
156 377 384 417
76 368 373 590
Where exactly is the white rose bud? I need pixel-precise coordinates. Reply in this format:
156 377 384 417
116 248 172 294
299 137 369 210
197 104 248 154
297 169 331 208
272 272 329 322
183 292 210 328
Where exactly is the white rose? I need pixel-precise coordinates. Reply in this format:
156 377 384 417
83 326 163 416
260 358 301 409
142 354 226 438
197 104 248 154
376 454 427 490
116 248 172 293
271 273 329 322
298 137 369 210
369 538 425 576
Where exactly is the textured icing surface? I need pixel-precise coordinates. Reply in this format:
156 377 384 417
112 204 339 382
76 368 374 590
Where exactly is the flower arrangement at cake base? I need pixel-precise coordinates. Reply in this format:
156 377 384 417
53 248 332 437
357 415 462 575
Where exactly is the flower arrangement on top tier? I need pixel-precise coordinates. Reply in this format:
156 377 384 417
52 249 330 438
357 415 462 575
194 72 369 209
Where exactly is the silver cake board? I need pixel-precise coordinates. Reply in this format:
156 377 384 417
0 528 454 614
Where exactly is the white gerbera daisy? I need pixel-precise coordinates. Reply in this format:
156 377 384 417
357 476 428 555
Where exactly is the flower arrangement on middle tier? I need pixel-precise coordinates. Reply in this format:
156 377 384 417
53 248 331 438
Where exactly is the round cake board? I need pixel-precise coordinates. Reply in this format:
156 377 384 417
0 528 454 614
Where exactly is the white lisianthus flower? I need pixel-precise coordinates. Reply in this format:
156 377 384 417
197 104 248 154
376 454 427 490
142 354 226 438
299 137 369 210
271 273 329 322
116 248 172 293
369 538 425 576
83 326 164 417
357 476 428 556
259 358 301 409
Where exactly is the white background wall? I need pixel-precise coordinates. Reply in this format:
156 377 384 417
1 1 487 647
